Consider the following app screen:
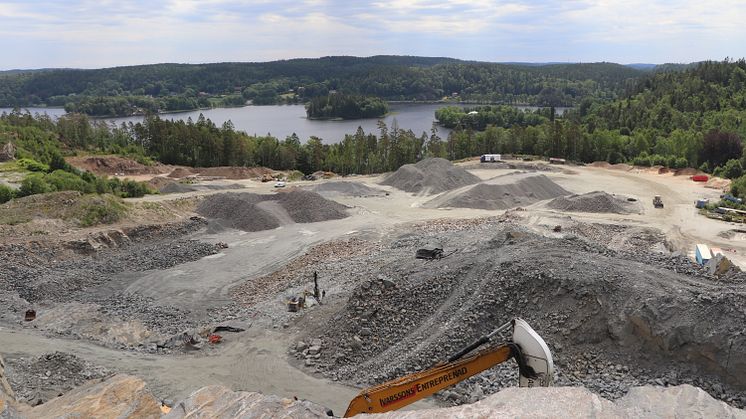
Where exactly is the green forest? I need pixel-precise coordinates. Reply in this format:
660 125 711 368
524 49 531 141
305 94 388 119
0 56 644 116
2 59 746 202
438 60 746 167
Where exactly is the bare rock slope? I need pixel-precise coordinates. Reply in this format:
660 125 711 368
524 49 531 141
22 374 161 419
370 385 746 418
164 385 332 418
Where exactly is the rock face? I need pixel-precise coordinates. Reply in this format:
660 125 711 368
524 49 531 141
0 355 14 403
26 374 161 419
616 385 746 418
0 142 16 162
367 385 746 418
0 354 22 419
164 385 332 418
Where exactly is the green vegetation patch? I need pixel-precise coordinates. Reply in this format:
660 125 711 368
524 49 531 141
306 94 388 120
0 191 129 227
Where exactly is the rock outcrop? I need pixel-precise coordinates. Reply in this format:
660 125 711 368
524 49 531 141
0 143 16 162
0 354 21 419
368 385 746 418
616 385 746 418
164 385 332 418
3 372 744 419
25 374 161 419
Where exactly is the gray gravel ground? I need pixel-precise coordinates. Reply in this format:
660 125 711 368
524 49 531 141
282 217 746 409
5 352 112 405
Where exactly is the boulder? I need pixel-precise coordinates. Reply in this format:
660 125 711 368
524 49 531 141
368 387 621 418
26 374 161 419
0 354 23 419
616 385 746 418
164 385 332 419
366 385 746 418
705 254 739 277
0 143 16 162
0 355 15 403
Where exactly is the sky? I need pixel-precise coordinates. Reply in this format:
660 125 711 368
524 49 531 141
1 0 745 69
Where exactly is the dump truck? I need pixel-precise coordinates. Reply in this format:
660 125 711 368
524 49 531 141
653 195 664 208
343 318 553 416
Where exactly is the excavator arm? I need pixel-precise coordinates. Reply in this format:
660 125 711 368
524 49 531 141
343 318 553 417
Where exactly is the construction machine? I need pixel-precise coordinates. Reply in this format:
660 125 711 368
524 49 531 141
343 318 553 417
653 195 664 208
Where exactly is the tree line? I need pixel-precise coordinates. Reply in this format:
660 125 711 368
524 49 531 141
0 56 644 113
2 59 746 201
440 59 746 197
306 93 388 119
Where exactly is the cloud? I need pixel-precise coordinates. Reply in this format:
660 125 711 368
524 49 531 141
0 0 744 68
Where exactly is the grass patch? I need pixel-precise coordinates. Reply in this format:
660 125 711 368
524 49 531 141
78 195 128 227
0 161 28 173
0 191 129 227
0 213 32 225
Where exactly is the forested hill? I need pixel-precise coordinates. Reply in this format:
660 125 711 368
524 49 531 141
582 59 746 136
436 59 746 180
0 56 643 113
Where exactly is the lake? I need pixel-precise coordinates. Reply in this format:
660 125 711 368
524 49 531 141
1 103 569 144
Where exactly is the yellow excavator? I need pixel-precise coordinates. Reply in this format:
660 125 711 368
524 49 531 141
343 318 554 417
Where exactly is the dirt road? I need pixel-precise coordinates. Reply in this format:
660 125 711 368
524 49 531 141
0 326 434 414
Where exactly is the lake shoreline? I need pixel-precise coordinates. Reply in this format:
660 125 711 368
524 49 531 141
0 103 458 144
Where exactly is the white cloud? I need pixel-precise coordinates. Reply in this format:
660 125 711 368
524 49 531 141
0 0 743 67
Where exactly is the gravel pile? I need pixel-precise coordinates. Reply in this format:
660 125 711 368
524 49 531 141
548 191 638 214
1 237 222 304
290 222 746 408
160 182 198 194
310 181 385 197
6 352 112 405
425 173 569 210
159 182 246 194
381 158 480 194
197 193 278 232
197 190 349 232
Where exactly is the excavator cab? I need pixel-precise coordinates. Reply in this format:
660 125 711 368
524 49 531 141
343 318 554 417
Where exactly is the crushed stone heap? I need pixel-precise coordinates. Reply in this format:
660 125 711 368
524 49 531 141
548 191 639 214
381 158 481 195
425 172 569 210
298 224 746 407
196 190 349 232
309 181 385 197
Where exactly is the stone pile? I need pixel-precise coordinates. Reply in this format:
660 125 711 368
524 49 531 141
381 158 480 195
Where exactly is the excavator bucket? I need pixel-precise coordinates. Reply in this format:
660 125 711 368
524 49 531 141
513 318 554 387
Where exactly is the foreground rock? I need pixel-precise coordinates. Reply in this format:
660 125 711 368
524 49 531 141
4 373 744 418
25 374 161 419
370 385 746 418
6 352 112 405
0 354 21 419
164 385 332 418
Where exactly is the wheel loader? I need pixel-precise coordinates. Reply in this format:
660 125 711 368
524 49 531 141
343 318 554 417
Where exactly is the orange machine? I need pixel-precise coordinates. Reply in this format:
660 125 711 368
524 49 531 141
343 318 554 417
